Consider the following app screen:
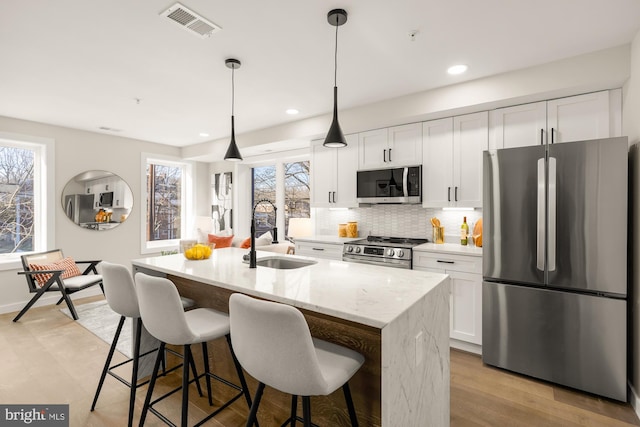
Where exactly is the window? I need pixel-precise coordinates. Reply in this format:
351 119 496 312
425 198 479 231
250 160 309 238
142 155 192 253
0 133 54 267
284 161 310 235
251 165 276 237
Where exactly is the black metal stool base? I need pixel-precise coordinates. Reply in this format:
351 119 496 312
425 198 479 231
139 336 255 427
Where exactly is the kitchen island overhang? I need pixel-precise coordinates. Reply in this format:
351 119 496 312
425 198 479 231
132 247 450 427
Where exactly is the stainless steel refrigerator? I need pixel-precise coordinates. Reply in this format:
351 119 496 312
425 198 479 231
64 194 95 224
482 136 628 401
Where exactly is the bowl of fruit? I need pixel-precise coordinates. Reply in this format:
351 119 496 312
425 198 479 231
181 241 215 260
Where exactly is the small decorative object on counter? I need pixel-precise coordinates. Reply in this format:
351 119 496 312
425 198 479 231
181 240 215 260
338 223 347 237
95 208 106 223
430 217 444 244
461 216 469 246
346 221 358 238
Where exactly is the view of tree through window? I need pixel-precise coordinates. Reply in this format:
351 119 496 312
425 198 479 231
146 163 182 241
0 145 34 253
251 161 309 238
252 165 276 237
284 161 310 235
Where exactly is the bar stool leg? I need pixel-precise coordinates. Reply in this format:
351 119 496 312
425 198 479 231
181 344 191 427
290 395 298 427
91 315 125 411
245 382 265 427
301 397 311 427
139 342 166 427
342 383 359 427
225 335 254 411
127 317 143 427
201 342 213 406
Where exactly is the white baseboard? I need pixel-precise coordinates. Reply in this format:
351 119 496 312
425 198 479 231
450 338 482 355
629 381 640 416
0 287 103 316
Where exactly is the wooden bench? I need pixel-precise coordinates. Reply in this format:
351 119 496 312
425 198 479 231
13 249 103 322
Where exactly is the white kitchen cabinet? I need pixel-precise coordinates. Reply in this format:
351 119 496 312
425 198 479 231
490 89 622 149
413 250 482 352
112 179 133 209
310 134 358 208
422 112 488 208
358 123 422 170
295 240 343 260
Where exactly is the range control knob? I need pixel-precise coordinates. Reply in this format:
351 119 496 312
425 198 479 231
387 249 395 256
397 249 405 258
355 247 361 253
346 246 353 252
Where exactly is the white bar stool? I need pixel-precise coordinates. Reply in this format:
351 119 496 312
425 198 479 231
90 262 202 427
135 273 254 427
229 293 365 427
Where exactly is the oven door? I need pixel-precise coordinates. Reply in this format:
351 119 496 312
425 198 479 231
342 253 411 269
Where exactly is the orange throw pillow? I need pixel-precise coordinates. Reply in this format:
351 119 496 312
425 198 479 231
240 237 251 249
29 257 82 287
208 234 234 249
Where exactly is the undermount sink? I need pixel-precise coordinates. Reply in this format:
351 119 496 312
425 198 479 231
255 256 317 270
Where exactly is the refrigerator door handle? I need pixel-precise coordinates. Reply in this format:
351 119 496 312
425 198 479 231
537 158 545 271
548 157 557 271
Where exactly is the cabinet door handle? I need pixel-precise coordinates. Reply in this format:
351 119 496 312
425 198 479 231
388 148 392 162
455 186 458 202
540 128 544 145
332 192 336 203
448 187 451 202
551 128 555 144
383 149 387 162
437 260 455 264
312 247 325 251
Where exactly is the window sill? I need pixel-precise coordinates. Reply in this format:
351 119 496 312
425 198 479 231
0 256 23 271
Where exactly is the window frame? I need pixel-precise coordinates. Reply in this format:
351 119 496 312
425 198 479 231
0 132 55 270
140 153 194 254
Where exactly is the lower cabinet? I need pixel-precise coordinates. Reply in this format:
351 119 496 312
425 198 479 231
295 240 344 261
413 251 482 353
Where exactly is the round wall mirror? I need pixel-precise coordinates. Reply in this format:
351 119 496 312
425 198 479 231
61 170 133 231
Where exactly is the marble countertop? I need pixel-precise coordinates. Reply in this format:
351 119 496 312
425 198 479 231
131 247 448 329
295 235 362 244
414 242 483 257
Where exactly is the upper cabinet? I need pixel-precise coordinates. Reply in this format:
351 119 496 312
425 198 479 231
310 134 358 208
423 112 488 208
358 123 422 170
489 89 622 149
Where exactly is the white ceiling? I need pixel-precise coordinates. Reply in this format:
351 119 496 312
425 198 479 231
2 0 640 150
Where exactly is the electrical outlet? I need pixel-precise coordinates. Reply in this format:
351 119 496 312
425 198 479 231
415 331 423 366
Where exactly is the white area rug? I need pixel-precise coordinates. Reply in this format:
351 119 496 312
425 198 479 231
61 300 132 358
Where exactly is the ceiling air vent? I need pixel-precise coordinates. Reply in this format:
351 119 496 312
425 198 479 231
160 2 221 38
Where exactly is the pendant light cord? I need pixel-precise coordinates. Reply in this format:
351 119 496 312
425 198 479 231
334 22 339 87
231 66 235 116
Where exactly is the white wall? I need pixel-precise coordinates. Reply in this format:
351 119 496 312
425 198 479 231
624 29 640 402
0 116 209 314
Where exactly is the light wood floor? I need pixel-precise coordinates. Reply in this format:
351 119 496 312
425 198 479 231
1 296 639 427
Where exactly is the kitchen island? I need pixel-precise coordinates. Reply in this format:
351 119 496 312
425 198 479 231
132 247 450 427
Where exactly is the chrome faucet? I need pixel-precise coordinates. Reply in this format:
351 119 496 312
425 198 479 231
248 199 278 268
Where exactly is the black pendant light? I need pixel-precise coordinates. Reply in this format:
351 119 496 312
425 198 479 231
224 58 243 161
324 9 348 148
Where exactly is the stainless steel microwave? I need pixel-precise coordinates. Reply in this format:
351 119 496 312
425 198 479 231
356 166 422 204
98 191 114 207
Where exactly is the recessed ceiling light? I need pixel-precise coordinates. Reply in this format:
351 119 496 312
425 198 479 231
286 108 299 115
199 132 210 137
447 64 468 75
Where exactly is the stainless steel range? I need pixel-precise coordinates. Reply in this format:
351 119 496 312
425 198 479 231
342 236 428 269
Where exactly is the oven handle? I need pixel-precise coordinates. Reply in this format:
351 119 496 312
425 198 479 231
342 254 411 269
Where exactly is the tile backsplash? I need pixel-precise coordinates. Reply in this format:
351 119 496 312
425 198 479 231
314 205 483 244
